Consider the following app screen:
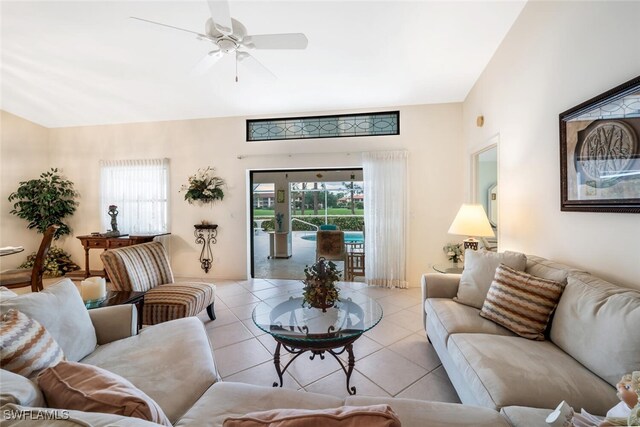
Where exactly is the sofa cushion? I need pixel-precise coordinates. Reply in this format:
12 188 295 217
524 255 583 283
81 317 218 424
456 250 527 309
345 395 512 427
175 382 344 427
0 279 97 362
222 405 401 427
550 272 640 387
447 333 617 415
143 282 216 325
0 287 18 300
38 360 171 426
1 309 65 378
500 406 557 427
479 264 565 340
425 299 515 346
0 369 45 407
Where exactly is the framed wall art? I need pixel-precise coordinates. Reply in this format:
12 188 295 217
560 75 640 213
276 189 285 203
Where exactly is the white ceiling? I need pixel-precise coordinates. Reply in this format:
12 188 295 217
0 1 526 128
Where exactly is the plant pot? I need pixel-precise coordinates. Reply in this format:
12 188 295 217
304 288 338 312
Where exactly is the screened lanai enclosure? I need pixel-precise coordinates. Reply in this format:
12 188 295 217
250 169 364 280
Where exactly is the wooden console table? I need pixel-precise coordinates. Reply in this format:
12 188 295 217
75 233 170 279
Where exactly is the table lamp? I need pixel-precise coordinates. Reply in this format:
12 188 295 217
448 204 495 250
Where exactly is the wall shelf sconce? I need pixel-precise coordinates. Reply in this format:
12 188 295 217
194 224 218 273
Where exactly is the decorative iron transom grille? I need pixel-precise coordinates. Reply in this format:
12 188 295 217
246 111 399 141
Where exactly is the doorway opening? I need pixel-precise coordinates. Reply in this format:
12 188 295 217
250 168 364 280
472 138 498 250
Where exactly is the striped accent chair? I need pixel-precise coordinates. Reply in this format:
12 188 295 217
100 242 216 326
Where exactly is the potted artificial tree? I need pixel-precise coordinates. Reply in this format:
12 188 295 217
8 168 80 276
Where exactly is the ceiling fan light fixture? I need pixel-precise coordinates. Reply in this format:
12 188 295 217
133 0 308 81
217 38 238 53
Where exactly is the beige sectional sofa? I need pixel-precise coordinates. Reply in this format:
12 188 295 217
421 254 640 423
0 279 512 427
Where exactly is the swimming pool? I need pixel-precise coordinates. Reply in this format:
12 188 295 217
301 231 364 243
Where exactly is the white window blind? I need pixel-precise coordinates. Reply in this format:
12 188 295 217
100 159 169 234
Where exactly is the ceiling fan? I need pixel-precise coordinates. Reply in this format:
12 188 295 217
131 0 308 81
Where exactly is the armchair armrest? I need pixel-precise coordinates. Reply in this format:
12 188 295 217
88 305 137 345
421 273 462 330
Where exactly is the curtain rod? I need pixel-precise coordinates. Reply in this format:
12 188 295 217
236 149 407 160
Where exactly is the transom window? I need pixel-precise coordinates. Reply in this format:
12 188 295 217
247 111 399 141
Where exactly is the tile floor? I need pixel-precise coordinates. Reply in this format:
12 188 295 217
36 275 460 402
193 277 461 402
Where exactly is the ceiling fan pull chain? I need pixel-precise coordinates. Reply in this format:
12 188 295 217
235 52 239 82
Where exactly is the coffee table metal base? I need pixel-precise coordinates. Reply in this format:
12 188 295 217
272 336 358 395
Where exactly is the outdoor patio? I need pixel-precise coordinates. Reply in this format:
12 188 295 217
253 230 349 280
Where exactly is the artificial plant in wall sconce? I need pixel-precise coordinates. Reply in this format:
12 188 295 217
181 167 225 205
181 167 225 274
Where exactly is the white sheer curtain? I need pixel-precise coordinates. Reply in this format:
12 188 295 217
363 151 408 288
100 159 169 234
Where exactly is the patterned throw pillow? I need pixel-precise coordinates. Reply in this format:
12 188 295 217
0 309 64 378
480 263 566 340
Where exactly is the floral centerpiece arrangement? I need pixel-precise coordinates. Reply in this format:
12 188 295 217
302 257 341 312
443 243 464 264
181 167 225 205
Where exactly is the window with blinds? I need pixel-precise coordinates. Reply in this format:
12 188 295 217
100 159 169 234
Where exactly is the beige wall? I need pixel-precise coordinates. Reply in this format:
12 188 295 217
33 103 463 286
462 1 640 289
0 111 51 269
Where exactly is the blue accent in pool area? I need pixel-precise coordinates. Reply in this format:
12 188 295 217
301 232 364 243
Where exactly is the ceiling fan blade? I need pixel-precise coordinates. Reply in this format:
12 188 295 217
243 33 308 49
231 18 247 40
236 51 276 80
130 17 207 38
207 0 233 35
191 50 224 76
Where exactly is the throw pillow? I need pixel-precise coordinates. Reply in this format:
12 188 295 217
38 360 171 426
480 263 565 340
455 249 527 309
0 309 64 378
0 278 97 362
223 405 401 427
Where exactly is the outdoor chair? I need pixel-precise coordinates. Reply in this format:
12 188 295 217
0 225 58 293
101 241 216 325
316 230 346 263
319 224 339 230
345 250 365 281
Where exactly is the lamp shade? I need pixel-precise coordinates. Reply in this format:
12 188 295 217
448 204 495 237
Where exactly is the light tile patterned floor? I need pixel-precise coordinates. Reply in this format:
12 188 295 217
194 278 461 402
38 276 460 402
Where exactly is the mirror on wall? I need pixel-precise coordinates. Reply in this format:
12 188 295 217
473 143 498 250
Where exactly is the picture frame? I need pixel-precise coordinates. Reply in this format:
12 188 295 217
276 189 285 203
560 75 640 213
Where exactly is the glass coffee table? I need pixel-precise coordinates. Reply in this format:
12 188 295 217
252 294 383 395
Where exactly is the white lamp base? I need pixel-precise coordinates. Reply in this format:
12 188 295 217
463 238 479 251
